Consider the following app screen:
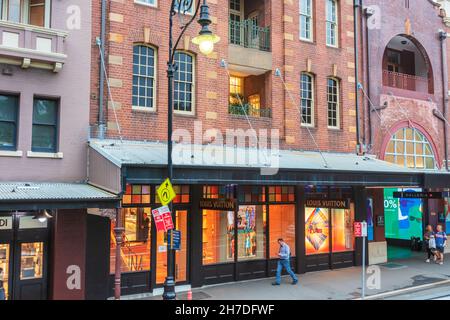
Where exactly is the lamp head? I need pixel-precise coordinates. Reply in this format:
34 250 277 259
33 209 52 223
192 0 220 55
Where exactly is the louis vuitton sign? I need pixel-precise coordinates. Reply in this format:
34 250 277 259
199 198 236 211
305 199 350 209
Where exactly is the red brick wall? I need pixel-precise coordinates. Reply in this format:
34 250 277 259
89 0 359 153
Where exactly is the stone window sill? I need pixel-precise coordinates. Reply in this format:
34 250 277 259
27 151 63 159
0 150 23 157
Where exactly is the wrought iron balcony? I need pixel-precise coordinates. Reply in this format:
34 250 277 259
229 103 271 118
229 19 270 52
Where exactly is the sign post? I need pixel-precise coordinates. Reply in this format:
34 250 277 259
354 221 368 299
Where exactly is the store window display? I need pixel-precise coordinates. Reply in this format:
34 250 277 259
202 210 235 265
0 244 9 300
110 207 151 273
305 205 355 255
20 242 43 280
237 205 266 261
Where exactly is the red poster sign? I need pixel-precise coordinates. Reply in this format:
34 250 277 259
152 206 174 232
354 221 367 237
354 222 362 237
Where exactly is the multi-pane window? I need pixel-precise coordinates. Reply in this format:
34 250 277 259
300 0 313 41
326 0 338 47
132 45 156 109
174 51 194 113
300 73 314 126
32 98 58 153
229 76 243 105
0 0 50 27
384 128 436 170
174 0 194 14
0 94 18 150
327 78 339 128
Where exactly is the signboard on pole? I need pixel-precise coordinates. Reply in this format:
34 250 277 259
152 206 174 232
157 178 177 206
354 222 367 237
168 229 181 251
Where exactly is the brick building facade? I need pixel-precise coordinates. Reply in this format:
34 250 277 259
90 0 359 153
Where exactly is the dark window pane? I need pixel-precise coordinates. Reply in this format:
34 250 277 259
32 125 56 151
0 122 15 148
33 99 57 125
0 95 18 121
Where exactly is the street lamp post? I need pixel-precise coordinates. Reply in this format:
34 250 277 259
163 0 219 301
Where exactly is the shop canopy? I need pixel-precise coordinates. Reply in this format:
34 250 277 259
0 182 119 211
88 139 450 193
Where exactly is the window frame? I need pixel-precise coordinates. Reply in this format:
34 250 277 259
300 72 315 127
132 44 157 111
134 0 157 8
1 0 51 28
31 96 59 153
326 77 340 129
0 93 19 151
299 0 314 42
384 128 437 170
325 0 338 48
173 51 196 115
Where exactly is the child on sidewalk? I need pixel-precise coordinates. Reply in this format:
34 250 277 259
435 225 447 265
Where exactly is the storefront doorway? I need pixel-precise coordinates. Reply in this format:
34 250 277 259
155 209 189 286
0 213 50 300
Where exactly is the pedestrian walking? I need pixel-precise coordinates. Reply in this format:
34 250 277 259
435 225 447 265
272 238 298 286
424 225 436 263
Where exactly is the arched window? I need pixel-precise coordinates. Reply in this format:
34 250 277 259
174 51 195 114
300 72 314 126
384 127 436 170
132 45 156 110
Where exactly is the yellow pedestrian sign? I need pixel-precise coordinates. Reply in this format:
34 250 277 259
157 178 176 206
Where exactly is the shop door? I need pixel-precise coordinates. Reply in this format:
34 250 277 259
155 210 189 286
13 241 47 300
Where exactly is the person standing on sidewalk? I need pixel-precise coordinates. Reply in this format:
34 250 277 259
435 225 447 265
272 238 298 286
424 225 436 263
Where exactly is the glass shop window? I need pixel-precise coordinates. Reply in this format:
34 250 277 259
238 186 265 203
203 185 236 199
122 184 151 205
20 242 43 280
237 205 266 261
331 204 355 253
202 210 235 265
268 186 295 202
110 207 151 273
305 207 330 255
269 204 296 258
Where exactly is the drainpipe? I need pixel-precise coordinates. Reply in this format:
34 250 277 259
362 1 373 147
439 30 449 171
98 0 107 139
354 0 362 154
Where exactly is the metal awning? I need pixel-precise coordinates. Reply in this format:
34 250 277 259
88 139 450 189
0 182 120 211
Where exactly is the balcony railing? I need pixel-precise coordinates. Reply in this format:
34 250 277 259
0 20 67 72
229 104 271 118
382 70 430 94
229 19 270 52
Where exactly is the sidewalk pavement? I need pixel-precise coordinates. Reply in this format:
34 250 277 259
148 251 450 300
